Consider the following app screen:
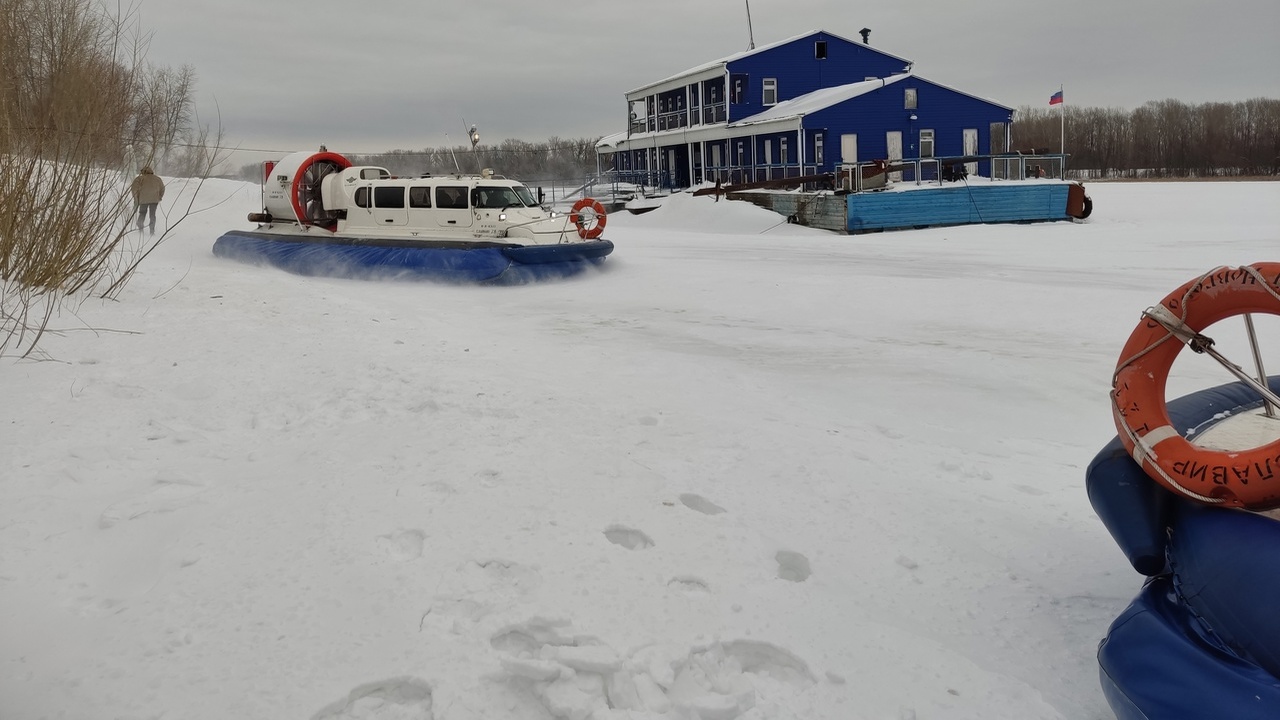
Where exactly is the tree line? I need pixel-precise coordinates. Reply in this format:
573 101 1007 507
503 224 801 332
1014 98 1280 179
1 0 207 175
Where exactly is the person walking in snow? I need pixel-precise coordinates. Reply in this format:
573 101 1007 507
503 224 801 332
130 166 165 235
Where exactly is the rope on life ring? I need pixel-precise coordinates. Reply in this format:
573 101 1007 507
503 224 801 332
570 197 607 239
1111 263 1280 509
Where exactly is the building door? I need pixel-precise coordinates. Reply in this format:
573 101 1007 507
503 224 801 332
963 128 978 176
840 134 858 168
886 131 902 182
839 134 857 188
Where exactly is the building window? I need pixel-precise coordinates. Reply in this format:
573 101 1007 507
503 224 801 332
919 129 935 158
989 122 1007 154
905 88 917 109
762 78 777 106
814 133 824 165
731 74 748 104
780 136 788 165
815 40 827 59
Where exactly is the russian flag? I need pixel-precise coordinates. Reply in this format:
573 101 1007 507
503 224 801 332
1049 89 1064 106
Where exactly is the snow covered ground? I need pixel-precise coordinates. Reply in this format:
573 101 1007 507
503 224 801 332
2 178 1277 720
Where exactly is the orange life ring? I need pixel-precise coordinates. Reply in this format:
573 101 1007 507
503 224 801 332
1111 263 1280 509
570 197 607 239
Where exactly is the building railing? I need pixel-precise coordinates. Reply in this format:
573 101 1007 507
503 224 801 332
701 103 727 124
657 111 687 131
595 153 1072 195
992 154 1067 180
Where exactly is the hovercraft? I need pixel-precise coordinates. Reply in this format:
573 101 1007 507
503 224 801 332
1088 263 1280 719
213 149 613 284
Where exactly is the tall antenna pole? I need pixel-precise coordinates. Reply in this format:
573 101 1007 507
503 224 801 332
745 0 755 50
467 122 482 174
1059 84 1065 156
445 133 460 172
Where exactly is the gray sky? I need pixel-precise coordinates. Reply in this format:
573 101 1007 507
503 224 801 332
136 0 1279 166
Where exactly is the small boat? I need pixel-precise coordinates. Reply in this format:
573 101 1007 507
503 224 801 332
214 149 613 284
1088 264 1280 719
624 192 668 215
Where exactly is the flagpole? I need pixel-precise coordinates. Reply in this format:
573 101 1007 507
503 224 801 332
1059 84 1065 156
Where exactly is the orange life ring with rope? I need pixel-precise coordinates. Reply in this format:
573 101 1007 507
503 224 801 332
1111 263 1280 509
570 197 607 240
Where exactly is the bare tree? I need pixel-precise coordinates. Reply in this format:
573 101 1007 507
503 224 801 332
0 0 219 358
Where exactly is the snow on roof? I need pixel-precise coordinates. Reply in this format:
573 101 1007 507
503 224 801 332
735 73 912 125
596 130 627 149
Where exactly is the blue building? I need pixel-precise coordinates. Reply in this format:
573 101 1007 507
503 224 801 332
596 29 1015 189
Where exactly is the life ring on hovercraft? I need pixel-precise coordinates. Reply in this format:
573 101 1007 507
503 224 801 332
570 198 607 239
1111 263 1280 510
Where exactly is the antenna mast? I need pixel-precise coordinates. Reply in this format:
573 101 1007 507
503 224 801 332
745 0 755 50
445 133 460 172
467 123 482 174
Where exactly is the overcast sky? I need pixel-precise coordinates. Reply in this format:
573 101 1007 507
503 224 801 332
135 0 1279 165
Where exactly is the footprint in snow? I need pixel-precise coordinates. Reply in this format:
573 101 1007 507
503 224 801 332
667 576 711 593
604 525 653 550
310 677 433 720
678 493 726 515
375 529 425 562
776 550 812 582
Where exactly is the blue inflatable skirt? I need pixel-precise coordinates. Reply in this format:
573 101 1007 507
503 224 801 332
212 230 613 285
1087 377 1280 719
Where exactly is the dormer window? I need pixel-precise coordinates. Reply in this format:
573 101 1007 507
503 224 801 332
763 78 777 106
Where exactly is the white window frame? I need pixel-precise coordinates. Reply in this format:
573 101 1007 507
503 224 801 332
905 88 917 110
814 133 824 165
919 129 935 158
763 78 777 106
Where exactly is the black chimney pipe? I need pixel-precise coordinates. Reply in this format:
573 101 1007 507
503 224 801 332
860 28 871 44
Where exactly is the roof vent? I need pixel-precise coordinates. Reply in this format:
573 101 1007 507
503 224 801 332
859 28 871 44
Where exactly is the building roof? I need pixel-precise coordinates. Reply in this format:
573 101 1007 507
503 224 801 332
735 74 912 125
733 72 1014 126
625 29 913 97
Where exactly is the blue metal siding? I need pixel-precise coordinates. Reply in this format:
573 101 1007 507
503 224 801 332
806 77 1012 170
726 33 910 122
846 184 1070 232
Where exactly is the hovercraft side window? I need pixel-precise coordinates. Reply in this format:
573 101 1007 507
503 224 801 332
374 186 405 208
355 187 370 208
435 186 468 209
409 186 432 208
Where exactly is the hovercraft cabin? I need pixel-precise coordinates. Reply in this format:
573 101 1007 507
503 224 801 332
595 28 1015 190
